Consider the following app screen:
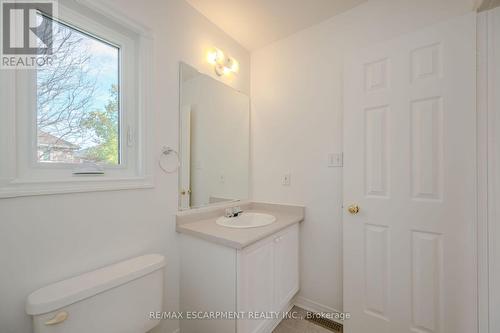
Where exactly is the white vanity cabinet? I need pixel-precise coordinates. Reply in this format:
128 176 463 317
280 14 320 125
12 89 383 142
273 224 300 310
237 223 299 333
180 223 300 333
237 236 275 333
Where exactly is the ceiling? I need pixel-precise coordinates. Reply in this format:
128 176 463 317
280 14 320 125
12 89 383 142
185 0 367 51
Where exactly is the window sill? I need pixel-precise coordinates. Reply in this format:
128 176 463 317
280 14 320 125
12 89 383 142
0 176 154 198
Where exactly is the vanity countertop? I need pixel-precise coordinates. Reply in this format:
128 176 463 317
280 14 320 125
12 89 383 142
176 202 304 249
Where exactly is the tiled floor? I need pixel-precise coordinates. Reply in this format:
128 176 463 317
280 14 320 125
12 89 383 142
272 307 341 333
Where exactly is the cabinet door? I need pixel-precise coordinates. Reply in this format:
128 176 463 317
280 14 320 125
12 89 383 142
237 238 275 333
274 224 299 311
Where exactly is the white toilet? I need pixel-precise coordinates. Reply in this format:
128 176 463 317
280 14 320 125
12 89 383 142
26 254 166 333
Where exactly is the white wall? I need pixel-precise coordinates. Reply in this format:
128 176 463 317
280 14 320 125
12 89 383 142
250 0 476 312
0 1 249 332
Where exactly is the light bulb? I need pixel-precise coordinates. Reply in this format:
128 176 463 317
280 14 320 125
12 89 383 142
207 47 239 76
207 51 217 65
230 59 239 73
207 47 224 65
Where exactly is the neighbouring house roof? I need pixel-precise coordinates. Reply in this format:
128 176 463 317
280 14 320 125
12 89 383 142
37 131 80 150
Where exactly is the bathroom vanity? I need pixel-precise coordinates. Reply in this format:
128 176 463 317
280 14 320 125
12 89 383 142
176 202 304 333
176 63 302 333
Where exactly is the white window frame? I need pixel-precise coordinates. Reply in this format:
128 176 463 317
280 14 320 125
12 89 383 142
0 0 153 198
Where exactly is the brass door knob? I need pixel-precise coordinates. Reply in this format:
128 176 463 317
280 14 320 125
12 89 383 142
347 204 360 215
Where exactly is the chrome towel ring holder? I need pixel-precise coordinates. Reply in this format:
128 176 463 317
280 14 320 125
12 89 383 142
159 146 180 174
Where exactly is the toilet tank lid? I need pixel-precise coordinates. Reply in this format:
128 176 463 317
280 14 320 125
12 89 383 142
26 254 166 315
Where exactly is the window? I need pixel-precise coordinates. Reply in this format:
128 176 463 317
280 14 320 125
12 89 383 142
0 0 153 198
36 15 120 165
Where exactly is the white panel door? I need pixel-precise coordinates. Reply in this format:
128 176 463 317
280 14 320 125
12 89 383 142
274 224 299 311
343 13 476 333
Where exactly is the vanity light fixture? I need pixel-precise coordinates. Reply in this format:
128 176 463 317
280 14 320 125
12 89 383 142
207 47 239 76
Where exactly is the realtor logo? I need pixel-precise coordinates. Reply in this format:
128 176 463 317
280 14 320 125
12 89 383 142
1 0 56 68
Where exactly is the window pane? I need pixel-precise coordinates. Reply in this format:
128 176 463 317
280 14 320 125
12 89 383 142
36 15 120 165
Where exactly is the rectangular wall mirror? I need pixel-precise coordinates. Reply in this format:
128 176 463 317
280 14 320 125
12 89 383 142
178 62 250 210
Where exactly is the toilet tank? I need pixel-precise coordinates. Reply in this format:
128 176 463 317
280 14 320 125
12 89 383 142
26 254 166 333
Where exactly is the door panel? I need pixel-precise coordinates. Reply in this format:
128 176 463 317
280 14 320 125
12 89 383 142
343 13 476 333
365 106 390 197
274 224 299 311
364 224 389 320
410 97 443 200
237 238 275 333
411 231 443 333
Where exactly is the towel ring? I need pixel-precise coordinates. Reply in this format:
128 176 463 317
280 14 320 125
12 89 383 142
159 146 180 174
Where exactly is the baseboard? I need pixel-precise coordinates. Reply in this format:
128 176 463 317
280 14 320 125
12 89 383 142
293 296 344 325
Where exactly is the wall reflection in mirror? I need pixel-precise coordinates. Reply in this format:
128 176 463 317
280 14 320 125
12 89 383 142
179 62 250 210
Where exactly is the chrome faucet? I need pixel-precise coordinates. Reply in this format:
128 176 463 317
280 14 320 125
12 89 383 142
225 206 243 218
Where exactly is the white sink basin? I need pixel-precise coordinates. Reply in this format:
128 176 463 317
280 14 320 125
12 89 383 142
216 212 276 229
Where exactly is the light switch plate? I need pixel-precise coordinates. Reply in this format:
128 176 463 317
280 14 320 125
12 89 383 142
328 153 343 167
